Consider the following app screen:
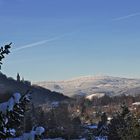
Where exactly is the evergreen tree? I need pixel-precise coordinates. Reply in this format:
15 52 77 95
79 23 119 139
97 112 108 137
108 103 140 140
0 43 12 69
0 43 32 138
0 91 31 138
95 103 140 140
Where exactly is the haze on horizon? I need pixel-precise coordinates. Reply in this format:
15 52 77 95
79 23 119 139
0 0 140 81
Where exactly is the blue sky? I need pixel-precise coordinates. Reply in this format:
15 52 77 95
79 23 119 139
0 0 140 81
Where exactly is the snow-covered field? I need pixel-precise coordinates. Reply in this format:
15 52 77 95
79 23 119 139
34 75 140 97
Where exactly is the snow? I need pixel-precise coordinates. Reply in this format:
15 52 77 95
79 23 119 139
95 136 108 140
107 117 112 121
34 75 140 97
24 93 31 102
22 126 45 140
132 102 140 106
6 138 21 140
87 125 98 129
13 93 21 104
7 97 15 111
0 92 31 138
84 124 98 129
44 138 64 140
7 138 65 140
0 92 21 114
51 101 59 108
35 126 45 135
8 128 16 136
22 131 35 140
2 128 16 137
86 93 105 100
7 138 107 140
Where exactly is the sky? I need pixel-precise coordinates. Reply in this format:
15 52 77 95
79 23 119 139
0 0 140 81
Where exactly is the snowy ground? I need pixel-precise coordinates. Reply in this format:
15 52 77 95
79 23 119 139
7 137 107 140
7 138 65 140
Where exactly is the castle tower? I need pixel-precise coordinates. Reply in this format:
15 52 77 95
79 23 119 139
17 73 20 82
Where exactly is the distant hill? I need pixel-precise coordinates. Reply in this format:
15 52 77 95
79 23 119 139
0 73 70 106
34 75 140 97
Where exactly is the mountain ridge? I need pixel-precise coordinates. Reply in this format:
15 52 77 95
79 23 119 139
33 75 140 97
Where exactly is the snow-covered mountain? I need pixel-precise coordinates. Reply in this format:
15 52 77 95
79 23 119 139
33 76 140 97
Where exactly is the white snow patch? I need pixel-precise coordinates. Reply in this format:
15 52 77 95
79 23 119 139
132 102 140 106
0 92 21 114
86 93 105 100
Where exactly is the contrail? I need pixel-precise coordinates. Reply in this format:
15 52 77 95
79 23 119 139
112 12 140 21
12 32 75 52
13 38 56 52
12 37 60 52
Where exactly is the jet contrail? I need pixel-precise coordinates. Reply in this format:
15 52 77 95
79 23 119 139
112 12 140 21
12 37 60 52
13 32 75 52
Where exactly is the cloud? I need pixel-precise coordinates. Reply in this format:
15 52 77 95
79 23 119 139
112 12 140 21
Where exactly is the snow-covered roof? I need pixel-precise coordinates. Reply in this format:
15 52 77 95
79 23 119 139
132 102 140 106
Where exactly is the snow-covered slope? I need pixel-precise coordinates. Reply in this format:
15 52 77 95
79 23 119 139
86 93 105 100
33 76 140 97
